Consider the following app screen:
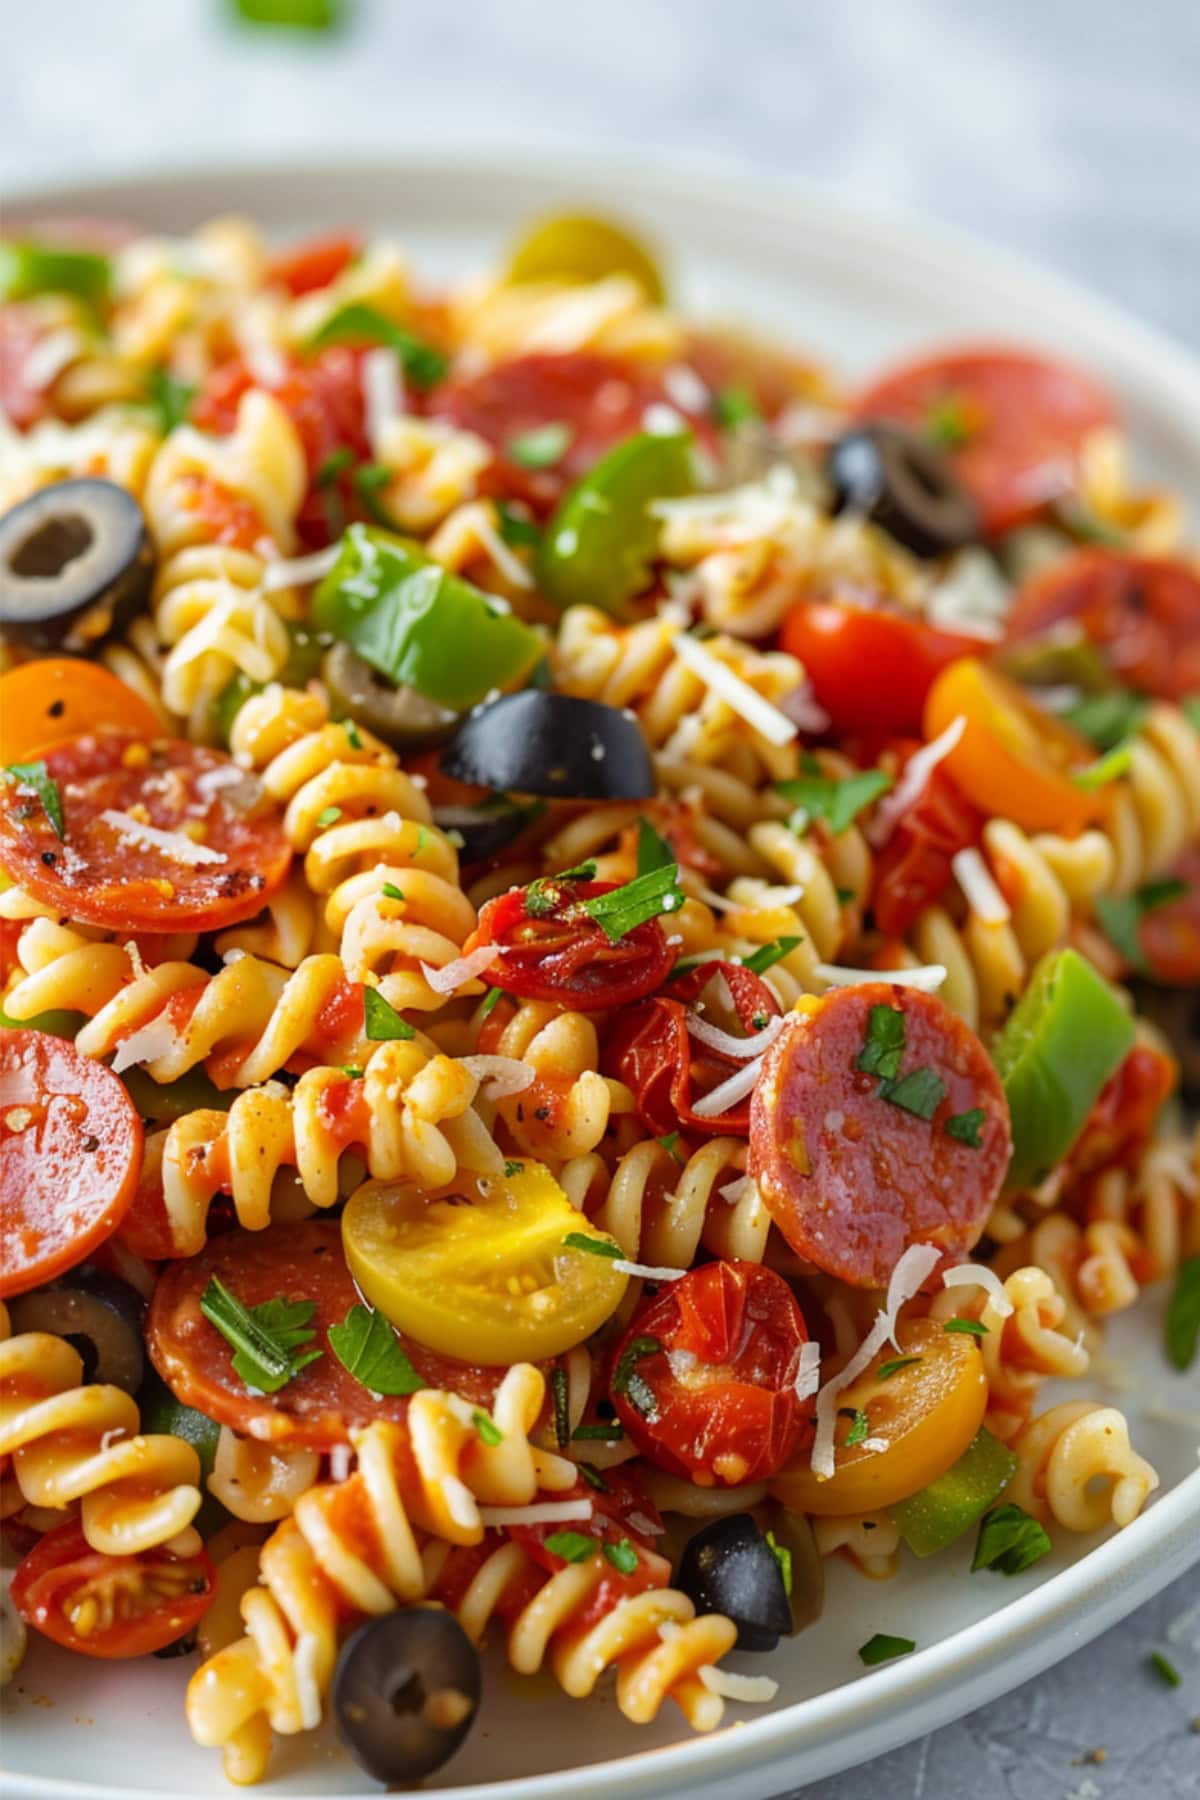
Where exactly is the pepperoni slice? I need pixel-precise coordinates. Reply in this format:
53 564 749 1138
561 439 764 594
0 1029 142 1299
1005 548 1200 702
749 985 1010 1288
145 1219 515 1449
428 351 710 513
0 733 291 934
854 346 1116 537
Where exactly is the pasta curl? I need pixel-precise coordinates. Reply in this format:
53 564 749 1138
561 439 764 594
1006 1401 1158 1533
560 1136 770 1267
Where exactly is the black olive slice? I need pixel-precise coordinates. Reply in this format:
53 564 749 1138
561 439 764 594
1129 981 1200 1098
321 643 458 751
434 800 541 863
7 1266 145 1392
0 477 155 650
332 1610 481 1785
675 1512 793 1653
440 691 655 799
828 424 979 558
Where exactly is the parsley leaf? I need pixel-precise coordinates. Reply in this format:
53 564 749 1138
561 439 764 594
765 1529 792 1596
1148 1651 1181 1688
327 1303 424 1396
776 768 893 837
572 1422 625 1441
472 1409 503 1446
1072 741 1134 789
480 986 505 1018
307 302 448 389
879 1067 947 1121
581 863 683 942
3 761 65 839
657 1130 684 1163
603 1538 639 1575
507 422 572 469
944 1107 986 1148
578 1461 608 1491
148 366 196 433
1165 1255 1200 1371
856 1004 905 1082
316 805 342 828
636 816 675 876
362 986 415 1042
563 1231 622 1259
200 1277 322 1395
878 1355 922 1380
741 936 802 975
971 1503 1052 1576
1064 689 1149 752
316 445 355 486
943 1317 989 1337
544 1531 596 1563
1095 879 1188 974
497 501 542 549
858 1632 916 1666
839 1406 870 1446
524 862 597 918
381 881 405 901
612 1336 661 1420
504 1158 525 1178
712 385 761 429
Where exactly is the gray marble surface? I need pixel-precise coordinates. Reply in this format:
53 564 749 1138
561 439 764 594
3 4 1199 1796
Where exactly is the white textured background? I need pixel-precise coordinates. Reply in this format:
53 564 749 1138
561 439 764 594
3 4 1199 1797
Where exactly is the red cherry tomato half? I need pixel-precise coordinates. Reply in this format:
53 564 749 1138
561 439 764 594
871 742 982 937
0 733 292 935
855 346 1116 537
264 231 362 297
1069 1040 1179 1181
11 1520 213 1659
0 1030 143 1299
604 959 781 1137
464 874 673 1012
779 600 983 737
610 1261 813 1487
1136 844 1200 988
508 1465 667 1627
1005 548 1200 703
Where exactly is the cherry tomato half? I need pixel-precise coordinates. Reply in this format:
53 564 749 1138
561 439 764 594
264 231 362 297
924 657 1106 835
1068 1039 1178 1179
855 345 1116 537
1136 844 1200 987
871 742 982 936
0 1029 142 1299
464 873 673 1012
609 1260 813 1487
0 659 161 765
509 1467 667 1631
779 600 983 737
604 959 781 1137
11 1519 213 1659
1005 548 1200 703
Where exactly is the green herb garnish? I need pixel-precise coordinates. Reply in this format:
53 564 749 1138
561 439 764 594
878 1356 922 1380
712 386 761 430
776 768 893 837
612 1336 661 1420
200 1278 322 1395
504 1159 525 1178
657 1131 684 1163
765 1529 792 1596
944 1107 986 1148
603 1538 639 1575
507 422 572 470
472 1409 504 1446
363 986 416 1042
943 1318 989 1337
3 761 65 839
839 1407 870 1447
1072 741 1134 790
544 1531 597 1564
1095 879 1188 974
878 1067 947 1121
1148 1651 1181 1689
316 805 342 828
497 502 542 549
480 986 505 1018
858 1632 916 1666
856 1004 906 1082
580 863 684 942
1165 1255 1200 1371
381 881 405 901
572 1422 625 1441
925 393 972 448
562 1231 623 1259
971 1502 1052 1575
327 1303 424 1396
636 816 675 876
148 367 196 433
1064 689 1149 752
741 936 802 975
551 1366 570 1449
307 301 447 389
578 1462 609 1491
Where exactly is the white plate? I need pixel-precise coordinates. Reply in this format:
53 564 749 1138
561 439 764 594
3 151 1199 1800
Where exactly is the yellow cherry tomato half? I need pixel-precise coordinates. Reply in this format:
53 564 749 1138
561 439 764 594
504 212 666 304
0 658 162 764
768 1317 987 1516
341 1160 628 1365
924 656 1107 835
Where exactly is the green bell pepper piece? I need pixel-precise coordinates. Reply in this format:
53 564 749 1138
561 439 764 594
992 947 1135 1194
306 303 447 390
0 242 111 309
0 1005 83 1038
889 1427 1018 1558
120 1066 234 1126
140 1382 223 1477
536 430 696 615
312 523 544 711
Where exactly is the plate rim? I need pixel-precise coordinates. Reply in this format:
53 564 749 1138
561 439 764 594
3 146 1198 1800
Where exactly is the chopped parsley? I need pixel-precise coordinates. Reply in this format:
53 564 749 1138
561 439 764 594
712 385 761 429
200 1278 322 1395
612 1336 661 1420
877 1355 922 1380
544 1531 597 1564
480 986 505 1018
858 1632 916 1666
636 816 675 876
341 1065 365 1080
657 1131 684 1163
578 1462 609 1491
363 986 416 1042
856 1004 906 1082
924 392 973 448
1072 741 1134 790
316 805 342 828
504 1159 525 1178
1165 1255 1200 1371
327 1303 424 1396
342 718 363 749
581 863 684 941
878 1067 947 1121
765 1529 792 1596
839 1407 870 1446
1064 689 1149 752
741 936 802 976
525 863 597 918
944 1107 986 1148
1095 879 1188 974
148 366 196 433
306 301 448 389
3 761 64 839
507 422 572 470
381 881 405 901
562 1231 622 1259
776 768 893 837
551 1366 570 1448
497 501 542 549
472 1409 504 1447
316 445 355 486
572 1422 625 1441
971 1504 1052 1576
603 1538 639 1576
1148 1651 1181 1689
943 1317 989 1337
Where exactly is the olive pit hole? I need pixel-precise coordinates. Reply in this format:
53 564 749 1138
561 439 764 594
10 513 94 580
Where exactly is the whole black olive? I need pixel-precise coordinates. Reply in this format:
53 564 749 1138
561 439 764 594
0 477 155 650
332 1610 481 1785
675 1513 793 1653
440 691 655 800
321 642 458 752
827 424 978 558
7 1266 145 1392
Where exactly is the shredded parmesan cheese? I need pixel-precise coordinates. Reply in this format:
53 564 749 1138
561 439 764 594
362 345 405 453
99 810 227 865
866 715 967 848
111 1011 187 1075
718 1174 758 1208
697 1666 779 1704
941 1262 1015 1318
952 847 1011 925
793 1339 821 1400
686 1011 784 1061
290 1634 324 1731
814 962 948 992
460 1054 536 1100
261 544 341 592
478 1500 593 1528
612 1259 687 1282
689 1054 765 1119
670 633 798 747
420 945 503 993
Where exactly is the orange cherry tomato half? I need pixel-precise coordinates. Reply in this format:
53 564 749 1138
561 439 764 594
11 1519 214 1659
0 659 162 765
854 345 1116 537
924 657 1106 834
1005 548 1200 703
780 600 984 736
0 1029 143 1298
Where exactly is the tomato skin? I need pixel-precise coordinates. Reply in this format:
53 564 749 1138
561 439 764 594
0 1030 142 1298
0 659 161 764
855 345 1116 536
924 656 1105 835
265 232 362 297
1005 548 1200 703
1069 1040 1178 1179
11 1520 214 1659
466 877 673 1012
1137 844 1200 987
779 600 982 737
604 959 781 1137
871 742 982 936
610 1261 813 1487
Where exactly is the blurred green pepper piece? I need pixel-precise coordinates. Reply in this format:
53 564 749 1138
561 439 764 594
230 0 344 30
889 1428 1018 1557
0 1005 83 1038
120 1065 234 1126
0 243 111 309
537 430 695 615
